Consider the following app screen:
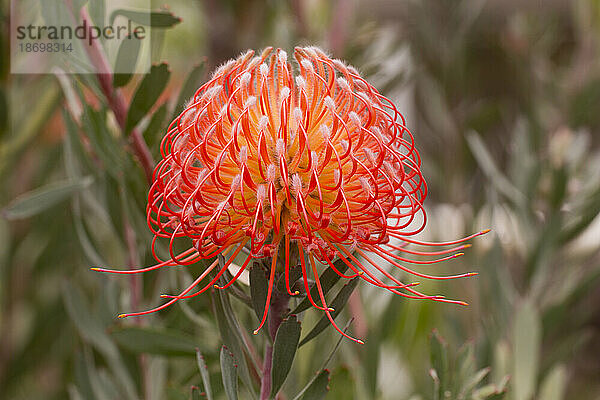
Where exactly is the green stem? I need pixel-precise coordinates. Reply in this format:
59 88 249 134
259 288 290 400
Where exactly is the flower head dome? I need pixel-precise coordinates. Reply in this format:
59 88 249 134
96 47 488 343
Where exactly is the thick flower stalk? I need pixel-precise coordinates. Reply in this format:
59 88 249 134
95 46 488 343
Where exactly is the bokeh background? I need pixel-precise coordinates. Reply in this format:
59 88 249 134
2 0 600 399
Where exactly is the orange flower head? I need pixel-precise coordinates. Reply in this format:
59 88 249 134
96 47 488 343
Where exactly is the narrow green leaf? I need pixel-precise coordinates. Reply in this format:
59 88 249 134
299 277 359 346
89 0 106 26
80 104 126 177
290 258 349 315
210 286 257 398
125 63 170 133
111 327 200 356
456 342 476 393
110 9 182 27
2 177 92 220
560 184 600 243
473 382 508 400
62 282 115 355
82 347 118 400
73 351 98 400
549 167 568 210
195 349 214 400
466 130 526 207
191 386 202 400
63 283 138 400
172 62 206 120
113 35 141 86
271 315 302 396
277 263 303 293
250 262 268 322
538 364 567 400
492 341 511 387
430 369 440 400
300 370 330 400
429 329 449 398
461 368 491 398
220 346 239 400
513 299 541 400
143 103 168 152
327 367 354 399
147 358 169 400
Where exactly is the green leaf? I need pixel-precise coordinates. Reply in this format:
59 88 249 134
2 177 93 220
250 262 268 322
466 130 526 207
290 258 349 315
429 329 449 398
80 104 127 177
560 184 600 243
456 342 475 389
143 103 168 152
220 346 239 400
62 282 138 400
299 277 359 346
473 383 508 400
513 299 541 400
195 349 214 400
111 327 200 356
191 386 202 400
271 315 302 396
300 370 330 400
327 367 355 400
277 263 303 293
88 0 106 26
538 364 567 400
113 35 142 86
549 167 568 210
110 9 182 28
125 63 170 133
210 287 257 398
461 368 490 398
172 62 206 120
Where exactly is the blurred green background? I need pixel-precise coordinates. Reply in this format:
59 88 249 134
1 0 600 399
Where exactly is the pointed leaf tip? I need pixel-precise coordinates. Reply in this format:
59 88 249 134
125 63 170 133
196 348 214 400
220 346 238 400
299 369 330 400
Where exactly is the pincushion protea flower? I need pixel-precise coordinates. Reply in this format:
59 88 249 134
94 46 488 343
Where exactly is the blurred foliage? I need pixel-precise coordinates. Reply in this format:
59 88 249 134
1 0 600 399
